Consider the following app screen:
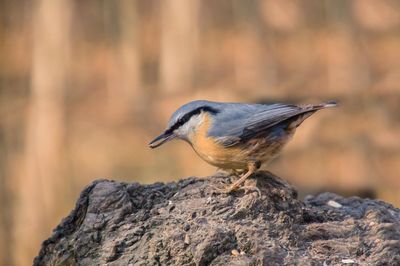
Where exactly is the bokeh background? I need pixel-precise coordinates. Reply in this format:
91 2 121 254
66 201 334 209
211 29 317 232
1 0 400 265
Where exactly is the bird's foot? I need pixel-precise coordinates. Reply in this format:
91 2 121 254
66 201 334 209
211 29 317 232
211 184 261 197
238 185 261 197
211 183 238 194
212 162 260 195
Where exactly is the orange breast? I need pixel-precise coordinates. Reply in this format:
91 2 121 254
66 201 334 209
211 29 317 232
188 113 247 169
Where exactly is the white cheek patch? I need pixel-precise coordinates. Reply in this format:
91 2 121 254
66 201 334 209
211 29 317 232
185 114 202 131
176 115 201 137
176 113 204 138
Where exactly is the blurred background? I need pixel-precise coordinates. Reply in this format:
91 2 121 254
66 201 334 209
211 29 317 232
0 0 399 265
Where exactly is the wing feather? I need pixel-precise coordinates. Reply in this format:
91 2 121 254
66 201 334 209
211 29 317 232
209 103 319 147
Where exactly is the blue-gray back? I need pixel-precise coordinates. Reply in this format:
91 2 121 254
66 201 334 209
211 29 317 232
168 100 326 147
206 101 314 147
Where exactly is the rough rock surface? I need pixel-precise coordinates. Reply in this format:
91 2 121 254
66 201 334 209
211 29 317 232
34 171 400 265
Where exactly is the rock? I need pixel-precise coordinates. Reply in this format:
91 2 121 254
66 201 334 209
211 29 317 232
34 171 400 265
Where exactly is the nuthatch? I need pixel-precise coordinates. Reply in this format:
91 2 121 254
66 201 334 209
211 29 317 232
149 100 337 193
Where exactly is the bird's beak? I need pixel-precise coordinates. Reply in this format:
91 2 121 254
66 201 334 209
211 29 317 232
149 131 176 149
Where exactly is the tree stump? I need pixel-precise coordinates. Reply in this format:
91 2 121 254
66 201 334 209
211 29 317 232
34 171 400 265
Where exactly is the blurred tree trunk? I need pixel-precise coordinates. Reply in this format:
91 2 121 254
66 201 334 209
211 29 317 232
107 0 143 118
0 126 13 266
15 0 71 265
119 0 142 110
160 0 199 94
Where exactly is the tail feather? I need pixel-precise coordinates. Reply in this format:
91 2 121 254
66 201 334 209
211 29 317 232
287 100 338 129
304 100 338 110
322 100 338 108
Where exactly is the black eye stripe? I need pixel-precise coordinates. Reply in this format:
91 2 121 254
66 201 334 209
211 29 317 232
166 106 219 133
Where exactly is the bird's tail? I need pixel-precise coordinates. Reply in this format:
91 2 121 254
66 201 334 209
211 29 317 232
287 100 338 129
322 100 338 108
308 100 338 110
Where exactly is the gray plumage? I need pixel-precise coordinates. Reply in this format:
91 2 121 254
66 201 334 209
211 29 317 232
165 100 336 147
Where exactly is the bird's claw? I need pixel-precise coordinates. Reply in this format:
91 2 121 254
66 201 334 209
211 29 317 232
211 184 238 194
239 185 261 197
211 184 261 197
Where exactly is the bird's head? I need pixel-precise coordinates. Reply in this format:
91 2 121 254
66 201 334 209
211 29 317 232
149 100 220 148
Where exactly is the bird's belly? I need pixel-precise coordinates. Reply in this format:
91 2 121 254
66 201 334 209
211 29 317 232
191 135 286 170
188 112 291 169
189 135 246 169
247 139 286 164
188 114 248 169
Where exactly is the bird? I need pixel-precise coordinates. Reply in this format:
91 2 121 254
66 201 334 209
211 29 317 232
149 100 337 193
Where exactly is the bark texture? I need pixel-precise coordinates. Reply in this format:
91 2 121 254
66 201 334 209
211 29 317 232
34 171 400 265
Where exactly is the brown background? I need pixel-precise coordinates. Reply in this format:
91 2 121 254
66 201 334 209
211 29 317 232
1 0 399 265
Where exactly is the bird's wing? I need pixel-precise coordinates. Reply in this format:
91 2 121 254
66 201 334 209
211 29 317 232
209 103 315 147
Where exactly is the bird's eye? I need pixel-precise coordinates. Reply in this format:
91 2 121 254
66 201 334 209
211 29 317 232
178 115 188 124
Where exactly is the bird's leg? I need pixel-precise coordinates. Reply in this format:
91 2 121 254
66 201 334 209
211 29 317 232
223 161 260 193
